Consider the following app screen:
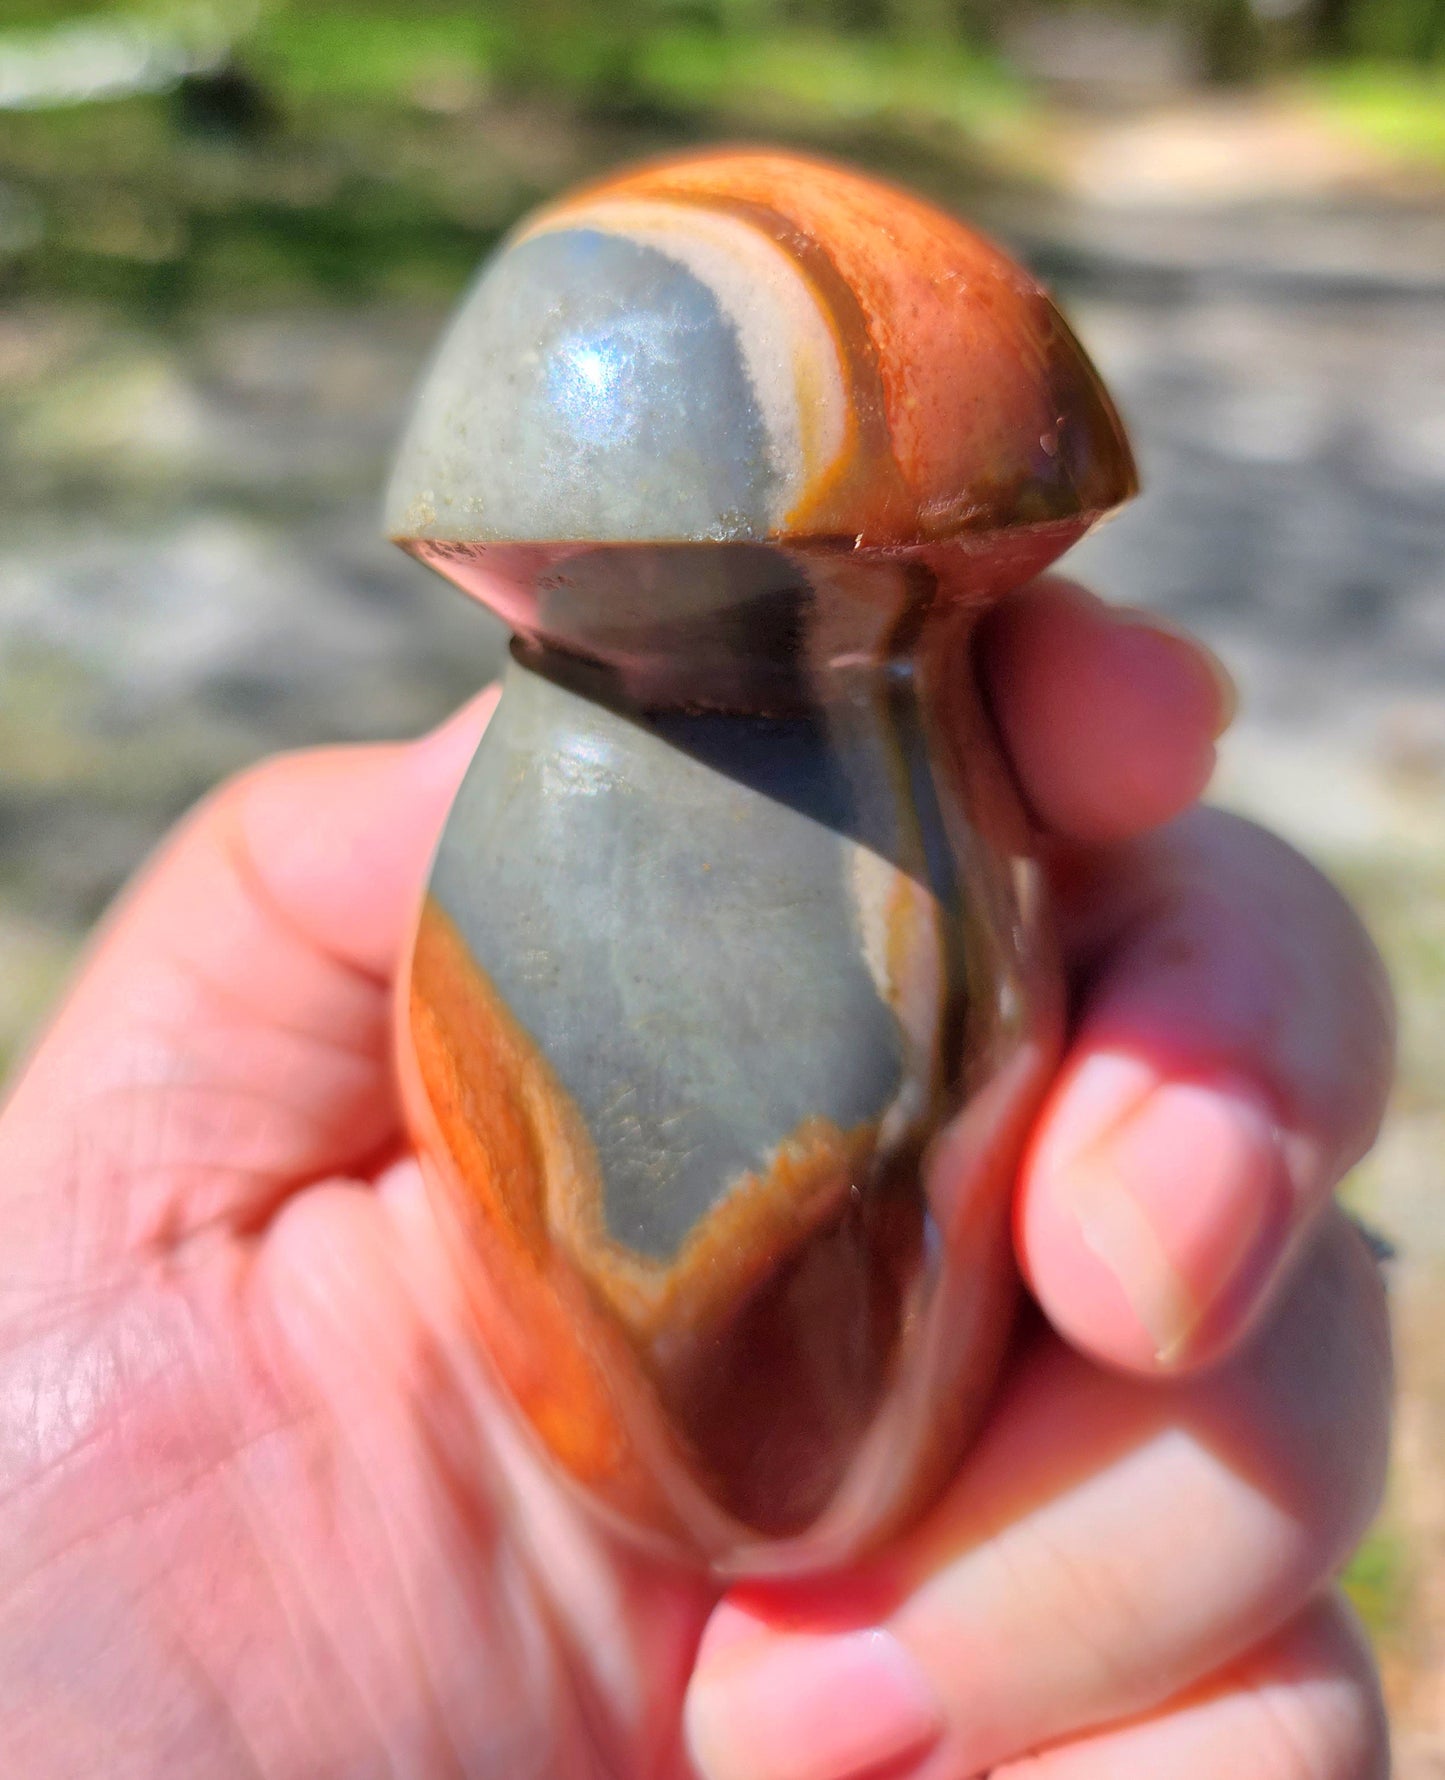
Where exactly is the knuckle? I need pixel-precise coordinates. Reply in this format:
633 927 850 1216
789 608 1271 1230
1246 1211 1394 1562
1247 1596 1390 1780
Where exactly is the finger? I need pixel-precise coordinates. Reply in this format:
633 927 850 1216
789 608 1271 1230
978 576 1234 844
1018 806 1394 1373
685 1211 1389 1780
992 1593 1386 1780
255 1159 715 1780
0 694 496 1276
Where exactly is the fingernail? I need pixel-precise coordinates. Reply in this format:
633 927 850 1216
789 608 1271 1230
1114 609 1239 739
1054 1060 1284 1365
687 1627 943 1780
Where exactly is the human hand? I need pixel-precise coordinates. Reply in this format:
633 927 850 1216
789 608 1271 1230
0 579 1391 1778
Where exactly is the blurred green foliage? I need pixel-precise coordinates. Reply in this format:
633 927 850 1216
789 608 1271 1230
0 1 1030 313
5 0 1445 67
0 0 1440 314
238 0 1445 77
1309 61 1445 158
1344 1521 1412 1640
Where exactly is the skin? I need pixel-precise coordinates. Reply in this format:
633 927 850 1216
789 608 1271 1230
0 578 1391 1780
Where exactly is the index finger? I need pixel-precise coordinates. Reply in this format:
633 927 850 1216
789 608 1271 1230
0 695 496 1279
978 575 1235 844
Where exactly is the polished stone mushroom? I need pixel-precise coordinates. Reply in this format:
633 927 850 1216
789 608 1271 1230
387 149 1137 1575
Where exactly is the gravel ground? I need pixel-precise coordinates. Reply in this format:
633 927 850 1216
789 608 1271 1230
2 209 1443 1760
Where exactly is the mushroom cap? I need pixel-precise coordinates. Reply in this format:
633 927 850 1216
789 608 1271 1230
385 149 1136 553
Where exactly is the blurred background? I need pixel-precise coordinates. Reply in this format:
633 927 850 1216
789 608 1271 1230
0 0 1442 1762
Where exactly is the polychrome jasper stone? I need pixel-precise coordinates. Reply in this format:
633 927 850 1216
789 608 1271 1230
387 150 1137 1574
